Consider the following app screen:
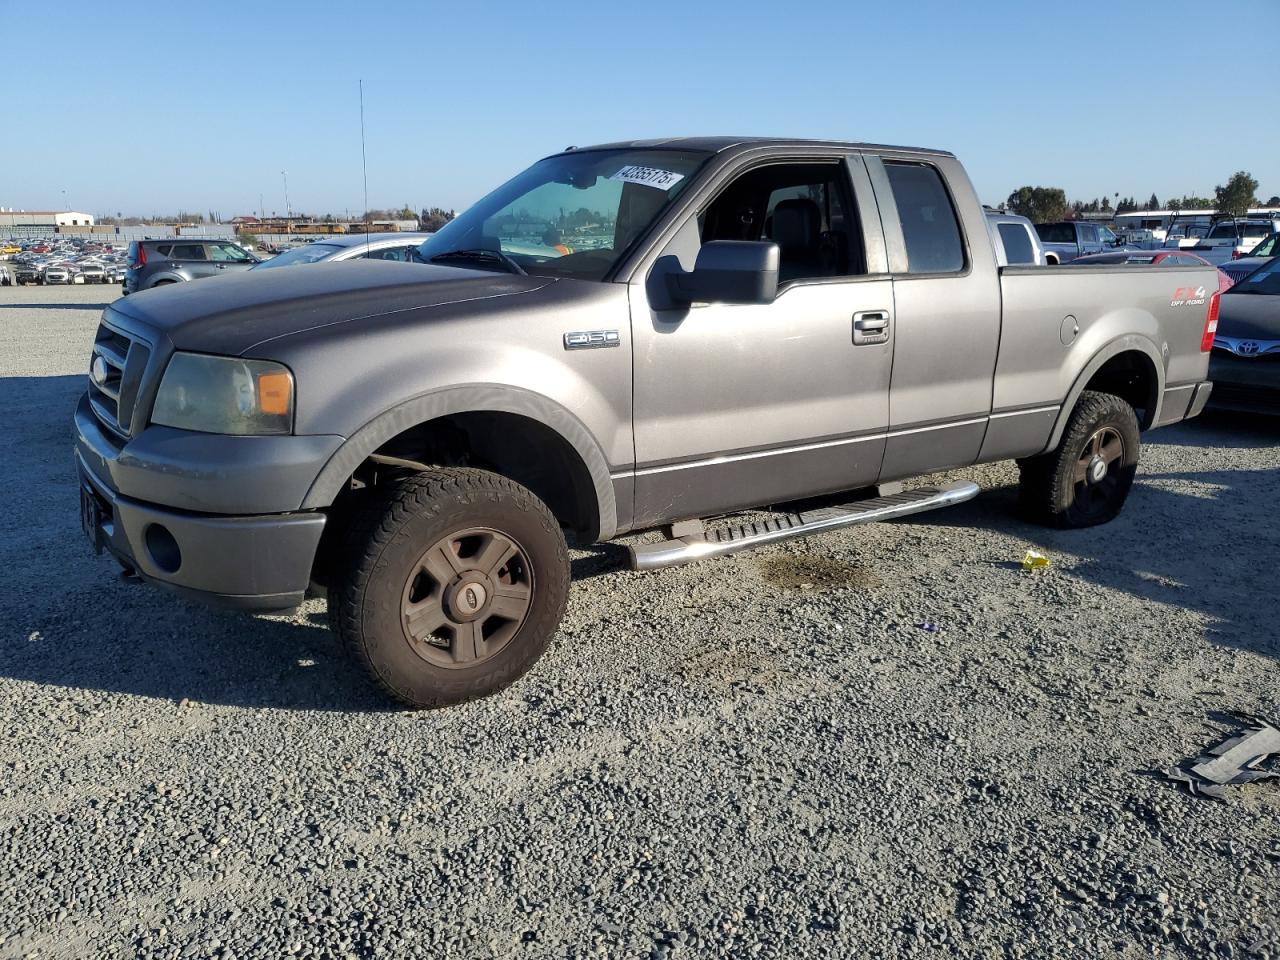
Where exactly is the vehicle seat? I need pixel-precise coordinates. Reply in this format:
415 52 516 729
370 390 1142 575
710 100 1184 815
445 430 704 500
771 198 825 283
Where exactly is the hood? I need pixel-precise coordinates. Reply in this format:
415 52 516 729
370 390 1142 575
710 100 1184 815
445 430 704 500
109 260 553 356
1222 257 1268 277
1218 291 1280 339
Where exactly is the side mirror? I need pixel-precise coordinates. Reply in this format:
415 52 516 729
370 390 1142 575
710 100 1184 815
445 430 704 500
667 240 779 306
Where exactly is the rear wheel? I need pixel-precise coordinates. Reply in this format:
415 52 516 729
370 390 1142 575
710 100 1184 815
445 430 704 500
1018 390 1140 528
331 468 570 708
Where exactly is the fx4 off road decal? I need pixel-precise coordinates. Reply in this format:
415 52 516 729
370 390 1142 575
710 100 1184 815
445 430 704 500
1171 285 1207 307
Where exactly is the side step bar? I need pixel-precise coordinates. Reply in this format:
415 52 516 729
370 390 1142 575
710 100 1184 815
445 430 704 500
627 480 980 571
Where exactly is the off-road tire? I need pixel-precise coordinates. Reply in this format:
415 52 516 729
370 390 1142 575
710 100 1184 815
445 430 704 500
331 468 570 708
1018 390 1140 528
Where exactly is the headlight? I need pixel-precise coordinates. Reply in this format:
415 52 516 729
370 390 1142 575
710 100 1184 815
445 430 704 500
151 352 294 435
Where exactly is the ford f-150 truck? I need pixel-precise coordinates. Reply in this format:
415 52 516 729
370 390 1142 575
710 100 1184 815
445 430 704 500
75 137 1218 707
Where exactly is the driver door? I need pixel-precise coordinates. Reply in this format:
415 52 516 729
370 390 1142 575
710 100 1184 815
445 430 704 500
627 155 893 528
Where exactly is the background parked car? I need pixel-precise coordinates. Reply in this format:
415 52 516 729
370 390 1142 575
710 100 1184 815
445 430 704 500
250 232 433 270
76 264 107 284
123 239 259 294
985 211 1045 266
1034 221 1122 263
1218 233 1280 284
42 264 73 285
1208 257 1280 413
1070 249 1235 291
1187 218 1280 265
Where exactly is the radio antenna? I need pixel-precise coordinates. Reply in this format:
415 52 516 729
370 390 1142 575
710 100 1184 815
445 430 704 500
359 78 370 254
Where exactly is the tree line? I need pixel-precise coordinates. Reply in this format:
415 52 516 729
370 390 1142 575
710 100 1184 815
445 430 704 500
1005 172 1278 223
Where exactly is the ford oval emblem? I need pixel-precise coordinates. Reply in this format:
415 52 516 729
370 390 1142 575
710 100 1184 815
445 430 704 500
90 356 109 384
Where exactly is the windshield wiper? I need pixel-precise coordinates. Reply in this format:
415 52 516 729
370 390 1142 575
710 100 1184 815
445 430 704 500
427 248 526 276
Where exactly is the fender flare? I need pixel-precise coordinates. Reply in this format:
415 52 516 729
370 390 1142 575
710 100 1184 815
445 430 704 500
145 272 186 288
301 383 619 541
1042 334 1165 453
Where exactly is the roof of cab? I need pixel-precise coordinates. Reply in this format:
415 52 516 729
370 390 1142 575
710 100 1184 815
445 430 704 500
562 136 954 157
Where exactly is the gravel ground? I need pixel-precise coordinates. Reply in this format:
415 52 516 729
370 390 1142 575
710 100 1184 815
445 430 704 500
1 283 1278 960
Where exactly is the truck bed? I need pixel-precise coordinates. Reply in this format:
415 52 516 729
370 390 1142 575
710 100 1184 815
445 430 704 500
988 262 1216 457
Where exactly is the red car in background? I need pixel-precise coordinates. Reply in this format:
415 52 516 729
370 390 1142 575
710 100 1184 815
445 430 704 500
1071 249 1235 291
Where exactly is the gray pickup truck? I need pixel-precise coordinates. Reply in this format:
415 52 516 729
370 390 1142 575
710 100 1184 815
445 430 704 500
75 137 1218 707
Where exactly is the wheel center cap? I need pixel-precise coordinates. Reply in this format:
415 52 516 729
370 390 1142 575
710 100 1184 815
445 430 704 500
1089 456 1107 484
460 582 487 613
446 575 491 622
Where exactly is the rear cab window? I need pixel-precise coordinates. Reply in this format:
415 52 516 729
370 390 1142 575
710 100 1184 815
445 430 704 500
996 222 1036 264
881 160 965 274
1035 223 1075 244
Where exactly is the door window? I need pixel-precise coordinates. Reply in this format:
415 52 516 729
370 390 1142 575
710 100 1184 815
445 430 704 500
882 161 965 274
996 222 1036 264
170 244 205 260
209 242 253 262
362 245 415 261
699 162 866 283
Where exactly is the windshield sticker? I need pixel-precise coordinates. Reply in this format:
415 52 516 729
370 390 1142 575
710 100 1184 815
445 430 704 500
610 165 685 190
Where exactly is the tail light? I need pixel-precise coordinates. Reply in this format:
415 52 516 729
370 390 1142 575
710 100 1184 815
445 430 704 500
1232 249 1242 259
1200 291 1220 352
130 245 146 270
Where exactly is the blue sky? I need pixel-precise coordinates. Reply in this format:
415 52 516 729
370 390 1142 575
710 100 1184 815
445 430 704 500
5 1 1276 217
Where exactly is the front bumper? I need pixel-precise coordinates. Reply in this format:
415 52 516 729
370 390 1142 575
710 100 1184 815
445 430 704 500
1208 354 1280 414
77 454 326 610
74 392 338 611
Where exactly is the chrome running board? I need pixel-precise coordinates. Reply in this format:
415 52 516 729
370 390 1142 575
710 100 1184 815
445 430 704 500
627 480 980 571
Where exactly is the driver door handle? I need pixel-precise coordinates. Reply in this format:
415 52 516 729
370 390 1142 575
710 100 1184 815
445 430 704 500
853 310 891 345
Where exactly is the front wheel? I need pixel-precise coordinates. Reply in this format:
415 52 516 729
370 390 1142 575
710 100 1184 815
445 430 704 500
331 468 570 708
1018 390 1140 528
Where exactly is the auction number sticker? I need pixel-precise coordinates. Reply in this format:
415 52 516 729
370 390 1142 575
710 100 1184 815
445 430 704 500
610 165 685 190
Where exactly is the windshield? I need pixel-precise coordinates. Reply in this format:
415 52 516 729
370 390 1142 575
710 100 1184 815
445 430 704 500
1246 234 1278 258
417 148 710 281
1228 257 1280 295
253 243 343 269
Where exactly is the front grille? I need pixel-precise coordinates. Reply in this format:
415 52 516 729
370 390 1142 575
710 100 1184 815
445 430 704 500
88 322 151 438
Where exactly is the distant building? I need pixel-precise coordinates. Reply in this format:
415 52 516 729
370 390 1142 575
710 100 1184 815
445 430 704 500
0 209 96 228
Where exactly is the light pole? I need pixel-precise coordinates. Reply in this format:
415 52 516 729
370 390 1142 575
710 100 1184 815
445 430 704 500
62 189 68 211
281 171 291 220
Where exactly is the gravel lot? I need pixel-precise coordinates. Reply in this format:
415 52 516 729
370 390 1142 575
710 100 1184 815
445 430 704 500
1 283 1278 959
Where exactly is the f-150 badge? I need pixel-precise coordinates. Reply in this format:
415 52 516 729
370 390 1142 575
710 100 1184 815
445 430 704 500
563 330 620 350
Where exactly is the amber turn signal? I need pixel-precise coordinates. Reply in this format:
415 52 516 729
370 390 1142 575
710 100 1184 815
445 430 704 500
257 371 293 415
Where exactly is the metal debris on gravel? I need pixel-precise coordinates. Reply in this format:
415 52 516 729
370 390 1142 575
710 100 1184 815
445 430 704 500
1167 713 1280 800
